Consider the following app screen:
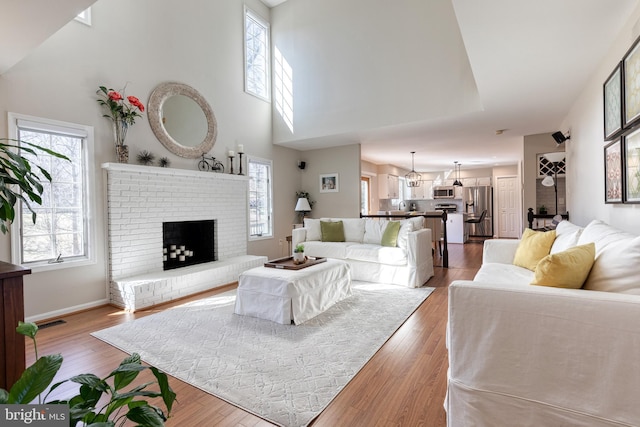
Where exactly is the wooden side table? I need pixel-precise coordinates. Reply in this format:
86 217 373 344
0 262 31 390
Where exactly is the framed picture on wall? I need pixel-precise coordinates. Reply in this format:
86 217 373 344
623 36 640 128
623 127 640 203
604 62 623 140
604 138 623 203
319 173 339 193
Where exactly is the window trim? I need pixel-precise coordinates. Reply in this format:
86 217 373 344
243 5 271 102
8 113 96 273
247 155 273 241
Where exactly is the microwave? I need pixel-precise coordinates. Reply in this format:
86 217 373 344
433 186 455 199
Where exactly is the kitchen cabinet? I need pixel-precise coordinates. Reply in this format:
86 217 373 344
477 176 492 186
378 174 399 199
407 180 433 200
454 186 464 199
446 213 468 244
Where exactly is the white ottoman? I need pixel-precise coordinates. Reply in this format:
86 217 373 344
234 259 351 324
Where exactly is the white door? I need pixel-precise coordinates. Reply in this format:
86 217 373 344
496 176 520 238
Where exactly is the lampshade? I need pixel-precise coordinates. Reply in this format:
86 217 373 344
541 176 555 187
405 151 422 187
544 152 565 163
295 197 311 212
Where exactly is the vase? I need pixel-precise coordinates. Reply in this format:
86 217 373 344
113 119 129 163
116 144 129 164
293 252 305 263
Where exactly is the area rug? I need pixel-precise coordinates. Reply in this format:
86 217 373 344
92 282 434 427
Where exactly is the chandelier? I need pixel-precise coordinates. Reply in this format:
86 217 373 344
405 151 422 187
453 161 463 186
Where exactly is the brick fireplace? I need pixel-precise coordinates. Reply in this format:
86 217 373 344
103 163 266 310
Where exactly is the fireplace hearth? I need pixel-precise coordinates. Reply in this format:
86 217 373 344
163 219 217 270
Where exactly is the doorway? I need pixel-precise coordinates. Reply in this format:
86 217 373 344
496 176 520 238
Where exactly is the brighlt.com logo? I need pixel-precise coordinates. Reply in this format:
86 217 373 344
1 405 68 426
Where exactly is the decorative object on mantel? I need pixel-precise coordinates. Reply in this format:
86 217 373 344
228 150 235 174
237 144 245 175
137 150 155 165
197 154 224 172
97 85 145 164
159 157 170 168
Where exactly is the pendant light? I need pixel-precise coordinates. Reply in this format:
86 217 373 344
405 151 422 187
453 161 463 187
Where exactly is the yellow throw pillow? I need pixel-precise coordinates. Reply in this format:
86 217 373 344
381 221 401 247
320 220 345 242
513 228 557 271
531 243 596 288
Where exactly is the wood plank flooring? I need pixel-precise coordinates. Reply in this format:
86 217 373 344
25 242 483 426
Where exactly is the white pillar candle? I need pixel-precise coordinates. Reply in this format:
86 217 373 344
238 144 244 153
229 150 235 157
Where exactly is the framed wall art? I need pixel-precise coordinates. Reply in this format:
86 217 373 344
604 138 623 203
623 36 640 128
604 62 623 140
319 173 339 193
623 127 640 203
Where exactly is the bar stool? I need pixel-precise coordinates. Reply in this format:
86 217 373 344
465 210 487 236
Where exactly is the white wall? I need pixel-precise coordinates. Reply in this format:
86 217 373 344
563 2 640 234
270 0 481 146
0 0 301 318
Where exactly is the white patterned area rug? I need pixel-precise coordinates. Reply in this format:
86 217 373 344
92 282 434 427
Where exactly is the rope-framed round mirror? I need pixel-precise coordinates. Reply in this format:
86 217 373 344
148 82 217 158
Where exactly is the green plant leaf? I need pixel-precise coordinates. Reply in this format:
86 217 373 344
112 354 143 391
0 388 9 403
16 321 38 339
150 367 176 414
8 354 63 403
125 405 166 427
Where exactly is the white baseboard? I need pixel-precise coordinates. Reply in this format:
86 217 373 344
25 299 109 324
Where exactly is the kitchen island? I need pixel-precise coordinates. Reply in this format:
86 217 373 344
445 212 468 244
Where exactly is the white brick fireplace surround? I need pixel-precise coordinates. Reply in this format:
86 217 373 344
103 163 266 311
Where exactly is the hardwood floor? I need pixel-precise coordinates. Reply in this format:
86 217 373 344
25 242 483 426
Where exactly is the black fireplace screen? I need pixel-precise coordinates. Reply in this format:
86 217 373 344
162 219 217 270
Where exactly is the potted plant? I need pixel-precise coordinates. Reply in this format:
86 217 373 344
293 244 306 264
539 205 547 215
0 322 176 426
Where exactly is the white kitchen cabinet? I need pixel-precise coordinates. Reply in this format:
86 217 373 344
477 176 492 186
422 180 433 199
446 213 468 244
462 178 477 187
454 186 464 199
378 174 399 199
406 180 433 200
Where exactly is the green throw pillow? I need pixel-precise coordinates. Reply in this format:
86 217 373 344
381 221 401 247
321 220 345 242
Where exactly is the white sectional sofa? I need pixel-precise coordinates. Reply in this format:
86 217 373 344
446 220 640 426
291 217 433 287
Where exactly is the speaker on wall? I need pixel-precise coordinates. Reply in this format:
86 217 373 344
298 161 306 170
552 131 570 144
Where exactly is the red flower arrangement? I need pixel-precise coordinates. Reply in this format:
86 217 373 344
97 85 145 126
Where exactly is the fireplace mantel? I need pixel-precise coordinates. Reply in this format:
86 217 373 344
102 162 249 182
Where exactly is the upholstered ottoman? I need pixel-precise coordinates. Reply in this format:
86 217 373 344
234 259 351 324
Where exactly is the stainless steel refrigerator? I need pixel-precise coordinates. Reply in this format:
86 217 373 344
463 186 493 237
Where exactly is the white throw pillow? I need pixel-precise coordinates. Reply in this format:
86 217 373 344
577 220 635 255
363 219 388 245
397 219 413 250
322 218 365 243
550 220 584 254
304 218 322 241
583 235 640 294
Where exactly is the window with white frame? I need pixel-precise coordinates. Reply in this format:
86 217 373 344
244 6 270 101
75 7 92 26
248 156 273 239
9 113 94 270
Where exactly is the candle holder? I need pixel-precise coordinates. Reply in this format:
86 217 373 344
238 152 244 175
228 155 235 174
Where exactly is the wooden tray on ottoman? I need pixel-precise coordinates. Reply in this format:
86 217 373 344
264 256 327 270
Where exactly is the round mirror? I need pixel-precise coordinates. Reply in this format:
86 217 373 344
148 82 217 158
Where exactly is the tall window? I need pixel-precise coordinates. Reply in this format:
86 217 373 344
244 6 270 101
248 156 273 239
9 113 94 271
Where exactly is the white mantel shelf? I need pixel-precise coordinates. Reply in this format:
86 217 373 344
101 162 249 181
